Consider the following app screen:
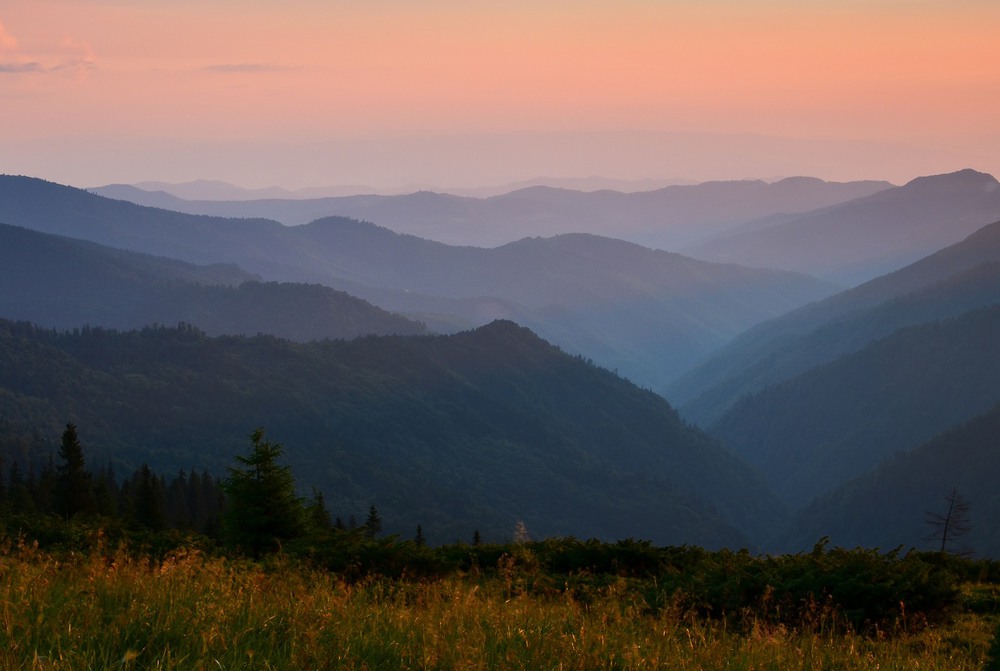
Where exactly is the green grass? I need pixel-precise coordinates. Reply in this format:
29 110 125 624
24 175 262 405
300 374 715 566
0 539 997 670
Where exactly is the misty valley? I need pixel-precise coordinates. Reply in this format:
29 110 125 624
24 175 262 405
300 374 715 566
3 169 1000 667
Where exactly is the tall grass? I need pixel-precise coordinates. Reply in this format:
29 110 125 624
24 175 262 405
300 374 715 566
0 539 994 670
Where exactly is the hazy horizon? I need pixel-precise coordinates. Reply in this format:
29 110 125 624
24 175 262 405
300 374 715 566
2 1 999 191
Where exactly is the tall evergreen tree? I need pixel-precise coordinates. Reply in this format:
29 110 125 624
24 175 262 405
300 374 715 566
306 488 332 533
131 464 166 531
222 428 304 555
56 424 94 518
166 469 191 530
93 463 120 518
364 504 382 540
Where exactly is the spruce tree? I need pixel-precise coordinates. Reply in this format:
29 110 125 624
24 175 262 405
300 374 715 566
222 428 304 555
306 488 332 532
364 504 382 540
56 423 94 518
131 464 166 531
93 463 119 518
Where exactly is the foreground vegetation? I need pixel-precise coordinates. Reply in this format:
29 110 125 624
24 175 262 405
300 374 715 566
3 426 998 668
1 528 999 670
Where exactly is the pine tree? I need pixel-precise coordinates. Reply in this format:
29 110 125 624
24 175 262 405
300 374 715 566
222 428 304 555
415 524 425 546
472 529 482 546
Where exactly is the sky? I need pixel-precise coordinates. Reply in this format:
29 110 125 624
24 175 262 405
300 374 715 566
1 1 998 190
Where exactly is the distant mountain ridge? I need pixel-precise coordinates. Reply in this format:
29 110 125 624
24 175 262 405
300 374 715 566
111 176 698 200
688 169 1000 285
91 176 892 249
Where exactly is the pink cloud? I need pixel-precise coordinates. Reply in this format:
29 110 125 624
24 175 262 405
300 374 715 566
0 18 33 72
0 19 18 54
0 18 95 75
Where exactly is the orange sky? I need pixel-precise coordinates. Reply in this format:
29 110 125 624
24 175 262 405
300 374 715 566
1 1 998 188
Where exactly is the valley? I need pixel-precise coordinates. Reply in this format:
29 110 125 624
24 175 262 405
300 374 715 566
3 169 1000 558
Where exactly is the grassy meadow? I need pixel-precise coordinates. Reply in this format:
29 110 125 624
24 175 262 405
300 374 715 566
1 536 998 670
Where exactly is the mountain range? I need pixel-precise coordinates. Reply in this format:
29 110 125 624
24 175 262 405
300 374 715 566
0 175 835 391
91 176 891 249
5 168 1000 555
109 176 697 200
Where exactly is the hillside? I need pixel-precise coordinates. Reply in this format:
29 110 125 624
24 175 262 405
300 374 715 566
687 169 1000 285
0 319 785 548
0 176 835 392
710 305 1000 507
671 218 1000 425
90 177 891 249
776 400 1000 557
0 223 426 340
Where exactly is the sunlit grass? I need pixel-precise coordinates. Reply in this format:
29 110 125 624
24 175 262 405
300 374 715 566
0 540 995 670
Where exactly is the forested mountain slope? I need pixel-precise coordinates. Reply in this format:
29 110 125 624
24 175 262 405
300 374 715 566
0 223 425 339
710 305 1000 507
0 319 784 548
671 218 1000 425
776 400 1000 557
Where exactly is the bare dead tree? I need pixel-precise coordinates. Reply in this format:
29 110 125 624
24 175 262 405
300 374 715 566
925 488 972 557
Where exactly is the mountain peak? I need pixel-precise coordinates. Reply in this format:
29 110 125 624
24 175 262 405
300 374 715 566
903 169 998 193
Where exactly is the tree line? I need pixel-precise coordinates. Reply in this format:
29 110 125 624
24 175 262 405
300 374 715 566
0 423 399 556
